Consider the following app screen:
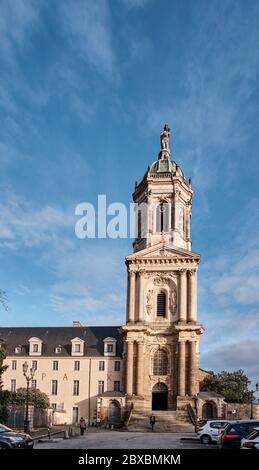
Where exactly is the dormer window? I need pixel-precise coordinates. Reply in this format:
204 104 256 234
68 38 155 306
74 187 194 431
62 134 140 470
71 337 85 357
28 337 42 356
55 346 62 354
15 346 21 354
107 344 114 353
103 337 117 357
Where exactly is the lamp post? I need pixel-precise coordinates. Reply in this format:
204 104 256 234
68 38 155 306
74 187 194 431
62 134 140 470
22 361 36 433
249 381 259 419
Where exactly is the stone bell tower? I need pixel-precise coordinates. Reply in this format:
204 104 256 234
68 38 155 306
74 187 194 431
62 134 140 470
122 124 204 414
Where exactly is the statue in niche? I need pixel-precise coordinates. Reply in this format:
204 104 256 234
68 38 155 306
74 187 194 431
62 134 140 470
146 289 153 315
169 288 177 315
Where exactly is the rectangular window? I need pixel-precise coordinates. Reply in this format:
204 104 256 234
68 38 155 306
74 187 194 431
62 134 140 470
51 403 57 410
114 361 120 371
74 361 80 371
32 360 37 371
98 380 104 395
114 381 121 392
75 344 81 353
72 406 79 424
52 380 58 395
73 380 80 396
33 344 39 352
12 360 17 370
107 344 114 353
53 360 59 371
99 361 105 371
31 380 37 389
11 379 16 393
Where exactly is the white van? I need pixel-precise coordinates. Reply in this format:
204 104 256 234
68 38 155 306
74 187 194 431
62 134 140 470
197 420 230 444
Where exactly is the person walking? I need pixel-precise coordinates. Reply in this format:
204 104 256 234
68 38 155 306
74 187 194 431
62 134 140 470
149 414 156 432
79 417 86 436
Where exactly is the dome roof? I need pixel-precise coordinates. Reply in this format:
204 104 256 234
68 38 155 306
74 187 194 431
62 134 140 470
149 158 184 178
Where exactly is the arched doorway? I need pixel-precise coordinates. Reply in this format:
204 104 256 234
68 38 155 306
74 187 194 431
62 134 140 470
202 401 217 419
152 383 168 410
108 401 121 425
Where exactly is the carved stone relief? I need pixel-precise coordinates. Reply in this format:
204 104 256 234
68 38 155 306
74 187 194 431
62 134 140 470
146 289 153 315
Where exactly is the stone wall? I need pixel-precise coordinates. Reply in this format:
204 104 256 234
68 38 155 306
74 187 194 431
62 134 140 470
223 402 259 420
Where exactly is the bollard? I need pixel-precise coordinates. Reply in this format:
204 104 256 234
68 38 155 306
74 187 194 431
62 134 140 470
47 427 51 440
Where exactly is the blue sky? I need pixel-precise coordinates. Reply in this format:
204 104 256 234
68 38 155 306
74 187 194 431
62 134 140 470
1 0 259 387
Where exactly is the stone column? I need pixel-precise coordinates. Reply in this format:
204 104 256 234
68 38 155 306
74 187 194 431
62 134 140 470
126 273 130 322
189 341 197 396
187 270 197 323
128 271 136 323
178 341 186 396
138 271 144 322
179 269 187 322
136 342 144 396
126 341 134 395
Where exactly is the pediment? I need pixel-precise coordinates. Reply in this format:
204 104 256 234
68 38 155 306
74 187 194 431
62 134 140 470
126 242 200 261
70 337 84 343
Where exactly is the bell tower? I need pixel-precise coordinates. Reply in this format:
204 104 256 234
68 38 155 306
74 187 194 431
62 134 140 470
133 123 192 253
122 124 204 413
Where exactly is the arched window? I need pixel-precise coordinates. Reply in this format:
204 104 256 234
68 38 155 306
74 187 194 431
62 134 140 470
157 291 166 317
156 203 169 233
153 349 168 375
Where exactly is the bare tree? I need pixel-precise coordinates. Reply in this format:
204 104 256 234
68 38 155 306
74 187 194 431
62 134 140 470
0 289 8 311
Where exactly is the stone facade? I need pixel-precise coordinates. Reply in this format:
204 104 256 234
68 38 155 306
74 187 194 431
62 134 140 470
1 325 124 426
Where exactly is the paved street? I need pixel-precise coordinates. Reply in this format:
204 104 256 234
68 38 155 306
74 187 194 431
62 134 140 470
34 432 216 449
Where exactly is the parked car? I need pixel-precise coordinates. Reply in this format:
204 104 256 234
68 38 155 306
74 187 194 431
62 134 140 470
241 427 259 449
195 419 208 433
219 420 259 449
197 419 230 444
0 424 34 449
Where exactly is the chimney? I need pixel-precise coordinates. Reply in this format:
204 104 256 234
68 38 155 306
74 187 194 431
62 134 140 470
72 321 82 327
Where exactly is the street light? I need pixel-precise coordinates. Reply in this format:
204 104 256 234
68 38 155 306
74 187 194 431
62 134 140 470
249 381 259 419
22 361 36 433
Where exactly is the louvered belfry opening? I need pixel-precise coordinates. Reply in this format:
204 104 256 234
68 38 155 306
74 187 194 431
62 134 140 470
156 203 170 233
157 291 166 317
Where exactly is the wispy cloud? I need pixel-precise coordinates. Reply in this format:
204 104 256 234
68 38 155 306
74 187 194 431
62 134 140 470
121 0 151 8
200 198 259 308
0 189 74 249
59 0 116 75
0 188 127 323
47 241 126 321
0 0 41 65
137 0 259 198
202 340 259 384
199 196 259 381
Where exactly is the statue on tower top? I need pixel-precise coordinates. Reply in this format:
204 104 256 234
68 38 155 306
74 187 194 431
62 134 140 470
160 124 170 151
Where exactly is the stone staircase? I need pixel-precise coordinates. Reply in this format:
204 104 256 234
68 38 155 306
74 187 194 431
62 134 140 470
127 409 194 433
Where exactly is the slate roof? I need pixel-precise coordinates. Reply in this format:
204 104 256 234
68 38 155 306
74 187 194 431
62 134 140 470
0 326 123 358
198 391 224 399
